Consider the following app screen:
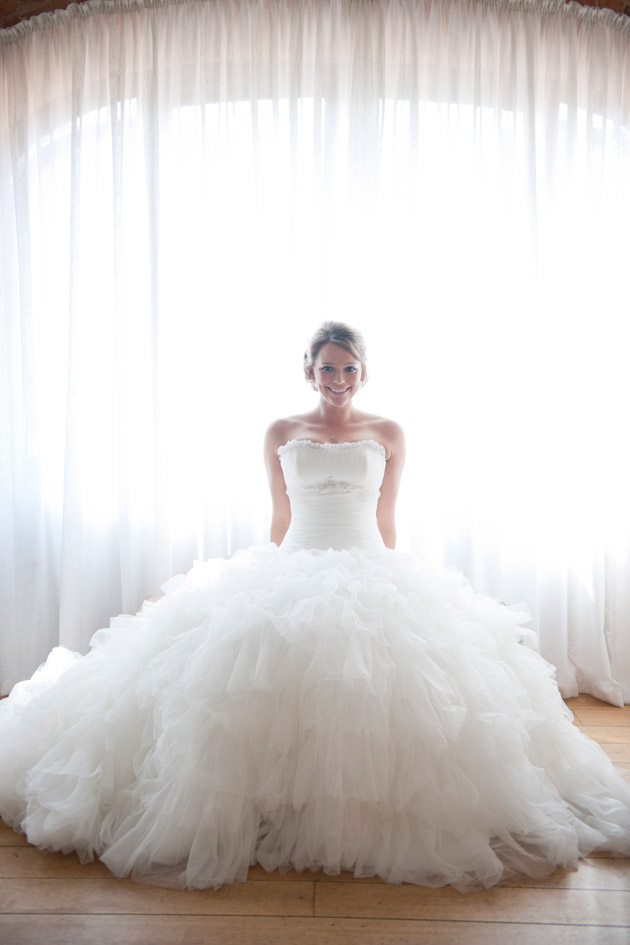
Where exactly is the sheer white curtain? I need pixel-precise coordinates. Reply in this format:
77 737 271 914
1 0 629 702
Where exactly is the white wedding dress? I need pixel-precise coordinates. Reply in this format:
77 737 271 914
0 439 628 891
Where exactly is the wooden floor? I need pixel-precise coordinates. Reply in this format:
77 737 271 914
1 694 628 945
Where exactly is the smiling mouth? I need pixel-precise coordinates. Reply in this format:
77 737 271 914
328 387 350 394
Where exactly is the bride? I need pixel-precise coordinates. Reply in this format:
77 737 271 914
0 321 628 891
264 321 404 551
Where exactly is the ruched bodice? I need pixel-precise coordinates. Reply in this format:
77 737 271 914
277 439 386 551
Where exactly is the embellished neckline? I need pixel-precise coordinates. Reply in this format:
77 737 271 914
277 438 387 459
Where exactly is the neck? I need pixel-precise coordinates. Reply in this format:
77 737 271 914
314 400 356 432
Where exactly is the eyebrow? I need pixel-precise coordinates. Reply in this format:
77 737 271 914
320 361 359 365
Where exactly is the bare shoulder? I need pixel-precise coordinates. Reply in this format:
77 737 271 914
379 419 405 461
360 414 405 460
377 417 405 444
264 413 311 454
264 418 292 454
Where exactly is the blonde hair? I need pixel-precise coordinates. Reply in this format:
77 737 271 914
303 321 368 386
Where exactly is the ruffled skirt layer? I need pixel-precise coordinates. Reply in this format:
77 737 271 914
0 545 628 891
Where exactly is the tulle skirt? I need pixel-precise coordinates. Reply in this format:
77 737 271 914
1 544 628 891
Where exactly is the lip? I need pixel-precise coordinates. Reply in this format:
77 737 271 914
327 387 351 395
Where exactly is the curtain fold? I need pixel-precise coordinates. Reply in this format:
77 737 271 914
1 0 629 702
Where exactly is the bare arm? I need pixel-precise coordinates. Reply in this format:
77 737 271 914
376 423 406 549
264 422 292 546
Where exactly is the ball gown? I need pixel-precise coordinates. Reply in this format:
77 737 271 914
0 438 628 891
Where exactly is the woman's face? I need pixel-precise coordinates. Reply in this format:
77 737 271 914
311 342 364 407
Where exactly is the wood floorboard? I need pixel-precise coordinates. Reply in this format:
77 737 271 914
578 726 630 744
498 858 630 890
601 744 630 763
0 848 114 878
0 822 28 846
314 882 630 925
570 707 630 726
0 696 628 945
0 915 629 945
0 877 315 916
565 694 621 708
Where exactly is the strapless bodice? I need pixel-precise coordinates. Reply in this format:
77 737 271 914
277 439 386 551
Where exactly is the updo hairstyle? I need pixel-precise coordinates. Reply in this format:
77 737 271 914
303 321 368 389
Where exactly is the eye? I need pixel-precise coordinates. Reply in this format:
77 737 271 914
321 366 333 372
345 366 357 373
